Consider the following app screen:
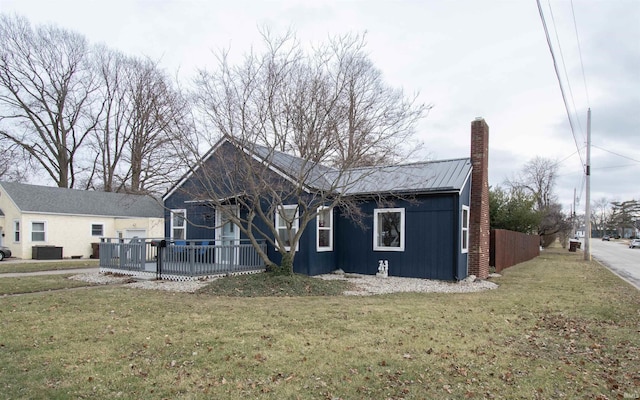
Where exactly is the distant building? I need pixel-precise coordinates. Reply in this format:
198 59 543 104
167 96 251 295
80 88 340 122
0 182 164 259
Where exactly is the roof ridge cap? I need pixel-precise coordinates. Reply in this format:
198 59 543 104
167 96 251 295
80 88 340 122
344 157 471 172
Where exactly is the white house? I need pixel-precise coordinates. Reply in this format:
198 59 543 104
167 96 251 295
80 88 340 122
0 182 164 259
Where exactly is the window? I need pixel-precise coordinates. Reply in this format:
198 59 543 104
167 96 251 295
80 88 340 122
171 209 186 240
373 208 405 251
31 221 46 242
13 220 20 243
461 205 469 253
275 205 299 251
316 206 333 252
91 224 104 237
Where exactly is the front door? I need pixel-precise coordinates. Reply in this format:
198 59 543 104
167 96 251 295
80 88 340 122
216 206 239 265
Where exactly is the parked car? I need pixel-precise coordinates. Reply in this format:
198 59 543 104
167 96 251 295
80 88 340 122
0 246 12 261
602 235 610 241
630 239 640 249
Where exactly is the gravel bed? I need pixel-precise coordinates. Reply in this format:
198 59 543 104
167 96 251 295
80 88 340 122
316 273 498 295
68 272 211 293
69 271 498 295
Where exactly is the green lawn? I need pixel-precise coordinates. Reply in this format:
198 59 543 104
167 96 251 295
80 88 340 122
0 248 638 399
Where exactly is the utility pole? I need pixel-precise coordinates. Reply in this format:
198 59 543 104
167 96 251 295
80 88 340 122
572 188 577 238
584 108 591 261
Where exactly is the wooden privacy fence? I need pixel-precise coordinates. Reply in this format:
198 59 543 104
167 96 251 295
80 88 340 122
490 229 540 273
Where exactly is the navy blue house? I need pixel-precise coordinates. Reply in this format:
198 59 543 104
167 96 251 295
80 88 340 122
163 119 490 281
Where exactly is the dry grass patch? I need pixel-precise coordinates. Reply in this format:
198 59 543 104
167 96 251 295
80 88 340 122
0 248 639 399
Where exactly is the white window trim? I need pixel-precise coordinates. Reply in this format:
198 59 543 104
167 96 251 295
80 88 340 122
170 209 187 240
31 220 47 243
373 208 405 252
275 204 299 252
13 219 20 243
91 223 105 237
316 206 333 252
461 205 470 253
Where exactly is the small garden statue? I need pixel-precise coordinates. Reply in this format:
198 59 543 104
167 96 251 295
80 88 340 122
377 260 389 278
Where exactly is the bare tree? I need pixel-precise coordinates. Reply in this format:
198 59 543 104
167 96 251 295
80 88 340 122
507 156 571 245
185 30 428 273
507 156 558 211
89 47 130 192
124 58 191 194
328 34 428 167
0 14 101 188
89 47 193 194
591 197 612 237
0 138 30 181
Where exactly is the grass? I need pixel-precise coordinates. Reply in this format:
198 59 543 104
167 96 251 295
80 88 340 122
0 259 98 274
0 248 639 399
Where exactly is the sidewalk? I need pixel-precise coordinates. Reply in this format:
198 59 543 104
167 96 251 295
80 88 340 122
0 267 99 278
0 257 99 278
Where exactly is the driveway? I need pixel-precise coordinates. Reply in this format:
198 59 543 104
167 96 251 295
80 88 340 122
588 239 640 290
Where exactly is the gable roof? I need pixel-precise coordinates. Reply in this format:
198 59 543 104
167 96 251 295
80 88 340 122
163 137 472 201
163 137 339 200
249 143 338 191
0 181 164 218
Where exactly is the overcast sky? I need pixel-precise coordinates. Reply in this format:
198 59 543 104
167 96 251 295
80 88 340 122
1 0 638 211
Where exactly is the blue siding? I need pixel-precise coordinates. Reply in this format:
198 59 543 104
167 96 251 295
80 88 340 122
265 215 335 276
164 192 467 280
163 139 471 280
335 195 461 280
164 183 217 239
298 209 337 276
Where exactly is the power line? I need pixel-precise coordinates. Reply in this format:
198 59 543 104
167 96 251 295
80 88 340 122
570 0 591 108
592 144 640 163
594 163 640 170
547 0 586 143
537 0 586 171
553 147 585 168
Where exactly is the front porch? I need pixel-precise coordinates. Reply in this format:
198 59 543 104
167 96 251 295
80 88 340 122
98 238 267 281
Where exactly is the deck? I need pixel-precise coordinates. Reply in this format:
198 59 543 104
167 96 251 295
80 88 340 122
98 238 267 281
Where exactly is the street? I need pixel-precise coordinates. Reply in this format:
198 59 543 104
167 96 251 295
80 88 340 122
587 239 640 290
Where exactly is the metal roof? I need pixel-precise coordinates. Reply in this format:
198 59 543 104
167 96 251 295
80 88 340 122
330 158 472 195
250 144 338 190
164 137 472 200
0 181 164 218
251 144 472 195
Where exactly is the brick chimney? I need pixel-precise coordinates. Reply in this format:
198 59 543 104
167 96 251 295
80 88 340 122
469 118 490 279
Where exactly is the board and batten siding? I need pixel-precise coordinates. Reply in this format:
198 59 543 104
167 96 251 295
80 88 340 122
335 194 466 281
